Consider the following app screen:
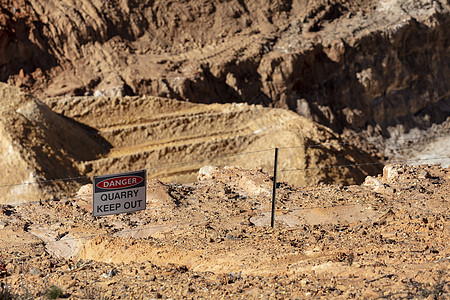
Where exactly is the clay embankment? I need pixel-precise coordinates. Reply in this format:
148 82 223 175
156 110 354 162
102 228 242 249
0 83 104 203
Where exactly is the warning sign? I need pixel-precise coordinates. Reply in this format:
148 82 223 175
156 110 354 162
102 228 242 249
93 170 147 217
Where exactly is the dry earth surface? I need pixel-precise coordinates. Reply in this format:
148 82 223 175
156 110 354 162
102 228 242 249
0 0 449 298
0 164 449 299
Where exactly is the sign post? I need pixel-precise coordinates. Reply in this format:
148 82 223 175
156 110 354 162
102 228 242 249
93 170 147 217
271 148 278 228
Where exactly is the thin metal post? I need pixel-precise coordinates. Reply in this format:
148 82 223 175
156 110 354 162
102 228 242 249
271 148 278 228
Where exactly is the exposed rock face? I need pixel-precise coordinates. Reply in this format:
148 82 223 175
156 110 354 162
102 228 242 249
0 0 56 83
265 9 450 133
272 26 448 130
1 0 448 135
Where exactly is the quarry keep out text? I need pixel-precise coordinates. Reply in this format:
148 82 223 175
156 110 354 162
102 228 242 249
93 170 147 217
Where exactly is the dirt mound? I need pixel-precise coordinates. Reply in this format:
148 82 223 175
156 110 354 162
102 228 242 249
44 93 381 187
0 164 448 298
0 83 106 203
0 83 380 204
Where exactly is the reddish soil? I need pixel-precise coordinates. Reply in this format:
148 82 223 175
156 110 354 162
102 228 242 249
0 164 449 299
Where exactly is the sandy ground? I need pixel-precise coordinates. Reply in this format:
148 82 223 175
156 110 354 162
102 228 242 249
0 164 448 299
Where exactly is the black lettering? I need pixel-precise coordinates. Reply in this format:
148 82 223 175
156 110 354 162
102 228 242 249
115 203 121 211
124 201 130 209
101 194 107 201
121 191 126 199
96 206 103 213
127 190 133 198
133 190 139 197
104 204 109 212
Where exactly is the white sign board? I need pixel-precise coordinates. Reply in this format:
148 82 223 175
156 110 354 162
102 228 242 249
93 170 146 216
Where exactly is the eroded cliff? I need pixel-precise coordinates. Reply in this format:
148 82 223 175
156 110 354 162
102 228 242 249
1 0 448 136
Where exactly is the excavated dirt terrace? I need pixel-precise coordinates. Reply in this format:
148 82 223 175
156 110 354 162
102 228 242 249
0 82 381 203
